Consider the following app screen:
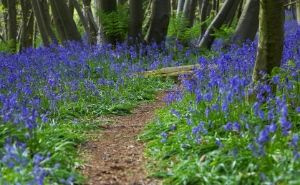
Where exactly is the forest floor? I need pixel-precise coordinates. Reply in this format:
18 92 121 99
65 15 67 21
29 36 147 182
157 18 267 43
80 91 168 185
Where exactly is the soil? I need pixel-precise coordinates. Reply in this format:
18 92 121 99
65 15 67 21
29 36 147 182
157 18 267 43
81 92 167 185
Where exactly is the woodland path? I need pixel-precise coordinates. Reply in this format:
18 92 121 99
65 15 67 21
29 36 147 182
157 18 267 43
81 91 168 185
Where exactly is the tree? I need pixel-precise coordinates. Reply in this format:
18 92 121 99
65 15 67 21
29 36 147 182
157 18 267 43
252 0 284 82
198 0 241 49
232 0 259 43
83 0 98 44
49 0 81 42
177 0 185 16
31 0 50 46
128 0 144 43
297 0 300 25
7 0 17 52
200 0 212 36
20 0 34 50
182 0 198 28
145 0 171 44
117 0 127 5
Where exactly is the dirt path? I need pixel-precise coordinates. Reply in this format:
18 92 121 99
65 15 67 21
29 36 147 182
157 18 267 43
81 92 167 185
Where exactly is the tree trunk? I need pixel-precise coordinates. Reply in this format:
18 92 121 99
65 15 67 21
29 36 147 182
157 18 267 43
200 0 212 36
176 0 185 16
171 0 177 12
7 0 17 52
70 0 90 38
83 0 98 44
20 0 34 50
252 0 284 82
145 0 171 44
31 0 51 46
68 0 75 18
117 0 127 5
49 0 82 42
41 0 58 43
236 0 244 20
198 0 241 49
223 0 240 26
128 0 144 43
1 0 8 41
297 0 300 25
183 0 198 28
232 0 259 43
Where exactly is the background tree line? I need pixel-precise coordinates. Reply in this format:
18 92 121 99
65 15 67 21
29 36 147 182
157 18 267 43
0 0 299 51
0 0 299 82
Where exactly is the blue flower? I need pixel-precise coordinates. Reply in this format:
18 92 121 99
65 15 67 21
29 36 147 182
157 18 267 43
224 122 233 131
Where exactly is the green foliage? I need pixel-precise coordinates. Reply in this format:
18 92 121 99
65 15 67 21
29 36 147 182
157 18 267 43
212 25 235 42
168 14 202 44
98 5 129 42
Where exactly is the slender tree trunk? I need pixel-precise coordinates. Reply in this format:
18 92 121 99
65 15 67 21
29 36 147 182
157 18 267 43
117 0 127 5
252 0 284 82
232 0 259 43
145 0 171 44
70 0 90 37
7 0 17 52
128 0 144 43
297 0 300 25
198 0 241 49
33 18 38 47
223 0 240 26
31 0 51 46
171 0 177 12
183 0 198 27
1 0 8 41
49 0 81 42
20 0 34 50
83 0 98 44
41 0 58 43
142 0 153 36
176 0 185 16
236 0 244 20
200 0 212 36
68 0 75 18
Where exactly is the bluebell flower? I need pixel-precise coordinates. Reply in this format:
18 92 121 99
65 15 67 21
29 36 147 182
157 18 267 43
224 122 233 131
291 134 299 148
232 122 241 132
257 127 270 144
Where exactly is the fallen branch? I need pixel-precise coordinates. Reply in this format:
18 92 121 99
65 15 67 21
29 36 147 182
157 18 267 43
139 64 201 78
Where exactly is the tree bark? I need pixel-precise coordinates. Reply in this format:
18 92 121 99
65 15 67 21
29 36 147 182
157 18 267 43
128 0 144 43
70 0 90 37
198 0 241 49
176 0 185 16
297 0 300 25
232 0 259 43
252 0 284 82
49 0 82 42
223 0 241 26
83 0 98 44
200 0 212 36
20 0 34 50
183 0 198 27
145 0 171 44
31 0 50 46
7 0 17 52
68 0 75 18
41 0 58 44
117 0 127 5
